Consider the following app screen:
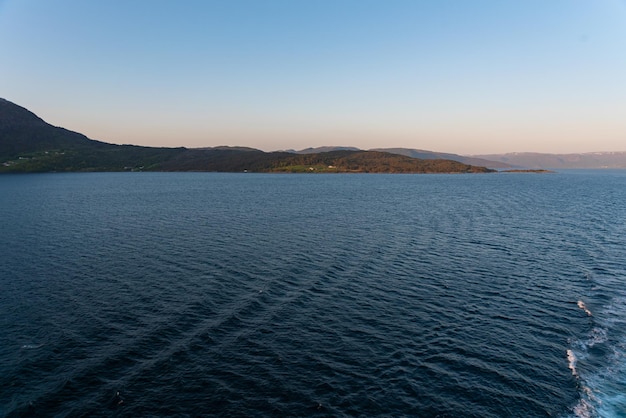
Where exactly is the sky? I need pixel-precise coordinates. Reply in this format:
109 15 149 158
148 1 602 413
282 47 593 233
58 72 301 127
1 0 626 155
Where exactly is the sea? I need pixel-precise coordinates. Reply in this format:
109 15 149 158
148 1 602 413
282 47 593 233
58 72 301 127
0 171 624 417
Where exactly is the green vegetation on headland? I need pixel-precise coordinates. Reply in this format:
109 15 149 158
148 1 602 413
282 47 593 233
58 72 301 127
0 98 495 174
156 148 494 173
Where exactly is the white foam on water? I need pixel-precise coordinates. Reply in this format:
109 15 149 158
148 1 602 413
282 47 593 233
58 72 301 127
588 327 607 347
572 397 593 418
592 340 626 417
568 347 597 418
577 300 593 316
568 296 626 418
568 352 597 418
20 344 43 349
567 349 578 377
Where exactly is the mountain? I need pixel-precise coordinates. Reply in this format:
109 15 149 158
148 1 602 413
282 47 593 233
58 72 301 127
1 98 494 173
0 98 186 172
471 152 626 169
0 98 108 156
290 146 361 154
371 147 512 169
194 146 261 152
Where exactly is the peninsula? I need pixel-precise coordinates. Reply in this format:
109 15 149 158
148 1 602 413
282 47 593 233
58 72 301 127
0 98 493 174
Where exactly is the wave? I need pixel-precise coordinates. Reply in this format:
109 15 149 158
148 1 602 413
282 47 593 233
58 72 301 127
572 387 596 418
568 296 626 418
567 349 578 377
20 344 44 349
577 300 592 316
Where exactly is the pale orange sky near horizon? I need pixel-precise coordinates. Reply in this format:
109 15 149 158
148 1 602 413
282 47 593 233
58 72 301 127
1 0 626 155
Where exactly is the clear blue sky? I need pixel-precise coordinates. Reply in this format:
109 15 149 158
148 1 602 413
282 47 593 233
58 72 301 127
1 0 625 154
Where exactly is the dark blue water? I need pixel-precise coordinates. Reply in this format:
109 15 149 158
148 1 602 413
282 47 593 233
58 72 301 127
1 172 625 417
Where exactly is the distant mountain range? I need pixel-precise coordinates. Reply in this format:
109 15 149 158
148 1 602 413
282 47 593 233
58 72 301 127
287 146 362 154
0 98 492 174
470 152 626 169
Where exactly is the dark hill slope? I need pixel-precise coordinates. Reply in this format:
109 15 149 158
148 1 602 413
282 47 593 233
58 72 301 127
0 98 110 157
0 98 185 172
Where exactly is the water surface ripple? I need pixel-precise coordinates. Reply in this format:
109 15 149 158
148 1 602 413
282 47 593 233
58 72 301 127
1 172 625 417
